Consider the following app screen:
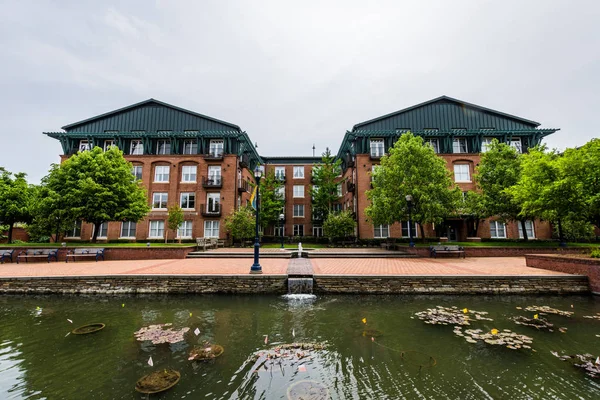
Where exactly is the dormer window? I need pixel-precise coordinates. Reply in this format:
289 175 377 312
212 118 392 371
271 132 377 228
78 140 91 152
453 138 468 153
156 139 170 155
370 139 384 158
509 138 522 153
424 139 439 153
209 140 224 157
130 139 143 155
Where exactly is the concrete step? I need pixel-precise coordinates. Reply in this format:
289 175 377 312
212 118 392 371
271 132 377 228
186 252 291 259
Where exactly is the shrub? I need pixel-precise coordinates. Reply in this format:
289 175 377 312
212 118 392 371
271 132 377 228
591 249 600 258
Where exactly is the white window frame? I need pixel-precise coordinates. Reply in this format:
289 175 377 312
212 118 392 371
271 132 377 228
103 140 116 151
509 138 522 153
275 166 286 180
293 166 304 179
518 220 536 239
149 220 164 238
78 140 91 152
276 186 285 200
96 222 108 239
337 183 342 197
130 139 143 155
180 192 196 210
274 225 285 237
313 226 323 237
66 220 82 238
293 204 305 218
207 192 220 213
182 138 198 155
453 164 471 183
374 224 389 238
132 165 143 180
424 139 439 153
293 224 304 236
120 221 137 238
154 165 170 183
204 220 220 238
490 221 507 239
481 137 494 153
453 138 468 154
177 221 193 239
293 185 304 198
208 166 222 185
401 222 419 238
156 139 171 155
152 192 168 209
181 165 197 183
209 140 224 157
370 139 385 157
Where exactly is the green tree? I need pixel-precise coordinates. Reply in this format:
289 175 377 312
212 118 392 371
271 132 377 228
42 147 150 243
510 146 586 244
366 132 461 241
475 140 532 240
224 206 255 245
323 210 356 242
167 205 184 243
310 148 343 220
461 191 487 237
0 168 33 243
27 178 76 242
259 171 284 230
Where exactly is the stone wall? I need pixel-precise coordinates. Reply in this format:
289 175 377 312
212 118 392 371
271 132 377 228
0 275 287 294
7 246 196 262
314 275 589 295
525 255 600 294
408 246 589 258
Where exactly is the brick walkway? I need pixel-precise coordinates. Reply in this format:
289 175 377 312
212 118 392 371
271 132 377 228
0 257 571 278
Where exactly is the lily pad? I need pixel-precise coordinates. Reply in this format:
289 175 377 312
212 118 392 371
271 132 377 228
72 323 105 335
551 352 600 379
455 327 533 350
415 306 492 326
134 324 190 345
135 368 180 394
512 316 554 331
524 306 573 317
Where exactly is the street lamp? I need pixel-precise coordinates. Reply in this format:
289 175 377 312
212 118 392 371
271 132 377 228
250 166 264 274
279 213 285 249
406 194 415 248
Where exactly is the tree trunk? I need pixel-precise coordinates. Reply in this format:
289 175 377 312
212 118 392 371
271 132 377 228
165 230 168 244
474 219 480 237
520 219 529 241
7 222 14 244
419 223 426 243
91 222 99 243
557 219 565 245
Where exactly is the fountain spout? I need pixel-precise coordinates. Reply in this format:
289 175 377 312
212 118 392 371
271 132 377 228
298 242 303 253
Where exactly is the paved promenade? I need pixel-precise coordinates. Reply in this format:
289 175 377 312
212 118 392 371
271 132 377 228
0 257 569 277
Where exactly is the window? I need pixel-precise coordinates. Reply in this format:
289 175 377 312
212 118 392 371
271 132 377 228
154 166 170 182
208 166 221 185
293 166 304 179
332 203 342 213
337 183 342 197
66 220 82 238
276 186 285 200
180 192 196 210
149 220 164 238
103 140 116 151
293 224 304 236
204 220 219 238
481 137 494 153
156 139 171 155
177 221 193 238
454 164 471 182
121 222 137 238
293 204 305 217
370 139 385 157
183 139 198 155
402 222 418 238
453 138 468 153
311 185 318 200
209 140 224 157
275 167 286 180
509 138 522 153
78 140 91 152
96 222 108 238
207 193 220 213
130 139 143 155
132 165 143 180
274 226 285 237
181 165 197 182
490 221 507 238
425 139 439 153
374 224 389 238
313 226 323 237
518 220 535 239
293 185 304 198
152 192 168 209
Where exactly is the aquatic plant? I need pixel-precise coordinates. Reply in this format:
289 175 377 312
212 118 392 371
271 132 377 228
188 344 224 361
135 368 181 394
454 327 533 350
287 380 329 400
523 306 573 317
134 323 190 345
415 306 493 326
552 352 600 379
512 316 555 331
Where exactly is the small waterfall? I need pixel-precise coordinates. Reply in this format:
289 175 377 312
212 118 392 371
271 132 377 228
287 277 313 294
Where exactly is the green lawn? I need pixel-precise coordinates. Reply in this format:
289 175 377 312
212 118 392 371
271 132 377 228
403 241 600 248
0 242 195 248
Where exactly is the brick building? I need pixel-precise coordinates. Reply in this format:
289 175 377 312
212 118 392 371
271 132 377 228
45 96 559 242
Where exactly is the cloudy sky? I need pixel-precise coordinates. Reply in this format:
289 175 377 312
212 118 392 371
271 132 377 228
1 0 598 182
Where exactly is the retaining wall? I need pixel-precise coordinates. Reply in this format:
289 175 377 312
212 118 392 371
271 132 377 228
525 255 600 294
407 246 589 258
4 246 196 262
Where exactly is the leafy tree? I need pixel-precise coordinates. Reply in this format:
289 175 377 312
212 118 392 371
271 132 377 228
27 178 76 242
323 210 356 242
310 148 343 220
510 146 586 245
475 140 534 240
42 147 150 243
167 205 184 243
259 171 284 230
0 168 33 243
366 132 461 241
224 206 255 245
461 191 487 237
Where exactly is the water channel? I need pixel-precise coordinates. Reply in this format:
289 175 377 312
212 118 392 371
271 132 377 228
1 294 599 399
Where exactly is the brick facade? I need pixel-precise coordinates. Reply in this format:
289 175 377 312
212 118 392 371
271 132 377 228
525 254 600 294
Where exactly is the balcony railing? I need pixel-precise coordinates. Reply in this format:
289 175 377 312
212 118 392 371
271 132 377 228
203 150 224 160
346 182 355 193
202 176 222 189
238 180 250 193
200 204 221 217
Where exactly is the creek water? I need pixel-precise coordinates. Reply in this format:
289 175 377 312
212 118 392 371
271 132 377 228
1 294 599 399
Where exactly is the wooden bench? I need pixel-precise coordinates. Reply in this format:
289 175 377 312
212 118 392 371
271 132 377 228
196 238 217 251
0 249 15 264
16 249 59 264
429 245 466 258
66 248 105 262
381 239 397 250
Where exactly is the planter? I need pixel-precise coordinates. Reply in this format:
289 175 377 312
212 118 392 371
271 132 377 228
188 344 224 361
72 323 105 335
135 368 181 394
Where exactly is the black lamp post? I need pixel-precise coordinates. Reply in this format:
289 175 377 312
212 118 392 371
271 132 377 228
250 166 263 274
406 194 415 248
279 213 285 249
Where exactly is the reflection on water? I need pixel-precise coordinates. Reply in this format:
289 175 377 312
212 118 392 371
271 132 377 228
0 294 599 399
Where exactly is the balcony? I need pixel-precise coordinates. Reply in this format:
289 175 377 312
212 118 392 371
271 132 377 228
370 152 383 161
203 151 224 161
346 182 355 193
238 180 250 193
345 155 355 167
200 204 221 217
239 154 249 169
202 176 222 189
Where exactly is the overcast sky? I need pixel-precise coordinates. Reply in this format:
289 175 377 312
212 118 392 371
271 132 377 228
1 0 599 183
